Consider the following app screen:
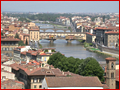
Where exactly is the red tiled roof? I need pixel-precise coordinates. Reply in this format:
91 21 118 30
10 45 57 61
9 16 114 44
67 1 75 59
102 84 109 89
105 57 117 61
1 79 24 89
95 27 112 30
29 29 39 31
45 76 103 87
105 31 119 34
14 80 24 85
40 53 47 55
17 46 25 49
1 38 20 41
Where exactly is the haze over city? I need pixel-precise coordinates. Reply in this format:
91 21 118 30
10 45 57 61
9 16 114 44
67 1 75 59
1 1 119 13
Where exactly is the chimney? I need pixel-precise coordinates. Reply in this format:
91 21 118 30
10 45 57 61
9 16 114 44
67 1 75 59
62 71 64 75
30 69 33 71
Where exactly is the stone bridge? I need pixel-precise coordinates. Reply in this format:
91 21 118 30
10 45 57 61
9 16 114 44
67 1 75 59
40 32 86 43
40 28 70 32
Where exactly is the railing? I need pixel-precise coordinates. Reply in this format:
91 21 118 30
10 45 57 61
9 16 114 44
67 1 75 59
40 36 84 40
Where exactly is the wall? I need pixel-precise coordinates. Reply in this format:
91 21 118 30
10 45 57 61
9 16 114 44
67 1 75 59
1 65 12 72
97 44 119 54
1 72 15 80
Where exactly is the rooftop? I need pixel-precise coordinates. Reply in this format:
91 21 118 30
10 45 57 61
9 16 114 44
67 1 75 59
105 57 117 61
45 76 103 87
105 31 119 34
1 38 20 41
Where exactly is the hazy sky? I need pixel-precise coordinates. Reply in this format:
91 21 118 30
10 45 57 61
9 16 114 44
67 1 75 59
1 1 119 13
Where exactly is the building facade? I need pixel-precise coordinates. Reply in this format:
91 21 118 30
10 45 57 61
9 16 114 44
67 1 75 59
29 27 40 41
104 31 119 48
86 32 96 43
105 57 117 89
95 27 112 45
1 38 20 57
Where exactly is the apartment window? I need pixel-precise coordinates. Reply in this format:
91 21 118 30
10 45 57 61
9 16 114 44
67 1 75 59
111 62 114 69
2 48 5 51
111 73 114 78
34 85 36 89
39 85 42 88
39 78 43 83
33 78 37 83
10 53 12 57
6 47 9 51
5 48 7 51
10 47 13 51
44 57 46 62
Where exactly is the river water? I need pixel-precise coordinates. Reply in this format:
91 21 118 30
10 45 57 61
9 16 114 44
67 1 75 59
36 23 119 65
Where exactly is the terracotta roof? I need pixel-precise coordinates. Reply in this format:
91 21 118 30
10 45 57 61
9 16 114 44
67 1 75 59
51 68 66 77
1 79 24 89
95 27 113 30
45 76 103 87
28 60 39 65
10 63 20 71
1 38 20 41
105 57 117 61
102 84 109 89
29 29 39 31
40 53 47 55
105 31 119 34
17 46 25 49
29 68 55 76
3 28 9 31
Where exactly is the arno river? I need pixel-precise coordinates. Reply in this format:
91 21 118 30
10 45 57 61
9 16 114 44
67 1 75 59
36 23 119 65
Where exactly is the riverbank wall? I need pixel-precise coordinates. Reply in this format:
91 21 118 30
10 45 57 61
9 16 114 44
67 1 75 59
78 40 119 59
97 44 119 55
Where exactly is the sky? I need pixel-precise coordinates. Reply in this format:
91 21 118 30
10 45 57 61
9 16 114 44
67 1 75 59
1 1 119 13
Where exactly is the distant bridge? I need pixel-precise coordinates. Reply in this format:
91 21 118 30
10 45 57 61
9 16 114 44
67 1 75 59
40 32 86 43
38 26 71 32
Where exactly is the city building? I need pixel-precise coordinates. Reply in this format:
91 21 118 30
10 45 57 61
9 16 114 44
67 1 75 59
19 33 29 45
86 32 96 43
95 27 113 45
42 77 103 89
13 46 56 64
29 26 40 41
1 79 24 89
105 57 119 89
1 38 20 57
104 31 119 48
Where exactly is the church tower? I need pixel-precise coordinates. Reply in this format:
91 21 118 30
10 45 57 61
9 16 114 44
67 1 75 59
105 57 116 89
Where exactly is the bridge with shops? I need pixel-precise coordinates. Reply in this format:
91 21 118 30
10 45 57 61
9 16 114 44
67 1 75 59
39 32 86 43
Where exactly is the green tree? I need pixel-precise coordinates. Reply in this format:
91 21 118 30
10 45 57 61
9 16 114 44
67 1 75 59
47 52 65 66
15 33 19 39
18 40 25 46
38 42 42 49
25 39 28 45
1 32 3 36
79 57 104 82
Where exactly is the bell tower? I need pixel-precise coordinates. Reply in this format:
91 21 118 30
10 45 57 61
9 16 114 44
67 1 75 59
105 57 116 89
